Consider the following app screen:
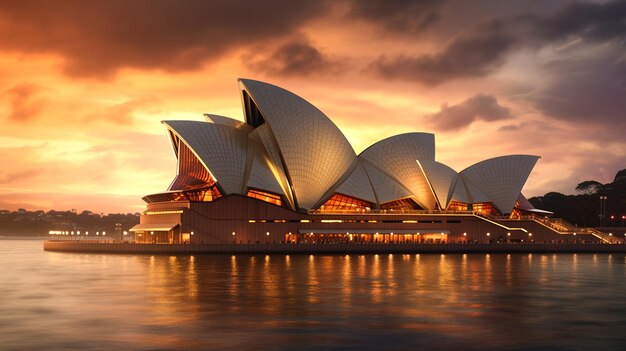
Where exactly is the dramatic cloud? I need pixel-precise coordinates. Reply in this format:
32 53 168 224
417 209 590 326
0 0 329 77
373 29 514 85
530 54 626 129
346 0 442 33
372 0 626 85
0 0 624 213
1 83 45 122
520 0 626 44
425 94 511 131
248 38 341 77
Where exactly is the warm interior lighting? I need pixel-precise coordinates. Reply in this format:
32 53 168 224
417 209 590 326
447 201 469 212
145 210 183 215
247 189 283 207
380 198 422 211
472 202 499 216
319 193 371 212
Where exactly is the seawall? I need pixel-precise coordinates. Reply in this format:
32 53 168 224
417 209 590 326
43 240 626 255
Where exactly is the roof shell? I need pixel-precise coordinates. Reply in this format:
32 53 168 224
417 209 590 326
334 160 377 204
460 155 540 214
239 78 357 210
361 160 415 204
417 159 458 209
359 133 437 209
163 120 248 196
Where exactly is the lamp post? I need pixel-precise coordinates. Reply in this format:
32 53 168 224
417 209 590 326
599 196 608 227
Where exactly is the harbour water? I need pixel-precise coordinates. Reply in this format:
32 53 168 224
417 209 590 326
1 239 625 350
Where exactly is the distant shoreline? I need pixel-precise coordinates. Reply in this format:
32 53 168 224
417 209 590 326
0 236 47 240
43 241 626 255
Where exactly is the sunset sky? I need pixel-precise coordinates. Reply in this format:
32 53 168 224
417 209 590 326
0 0 625 213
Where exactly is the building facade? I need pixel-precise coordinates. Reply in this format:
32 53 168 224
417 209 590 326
130 79 590 244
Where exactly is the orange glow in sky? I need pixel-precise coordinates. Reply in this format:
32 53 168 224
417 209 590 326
0 1 624 213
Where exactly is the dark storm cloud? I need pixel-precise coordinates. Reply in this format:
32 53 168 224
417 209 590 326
531 54 626 128
1 83 45 122
0 0 329 77
425 94 512 131
248 38 341 77
520 0 626 44
373 0 626 85
373 27 514 85
346 0 442 33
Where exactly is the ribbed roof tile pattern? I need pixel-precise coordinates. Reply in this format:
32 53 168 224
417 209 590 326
449 177 470 204
252 124 295 209
163 120 248 195
361 161 414 204
460 155 540 214
152 79 540 215
417 159 458 209
360 133 437 209
204 114 252 131
239 79 356 210
459 174 490 204
334 161 377 203
246 137 285 196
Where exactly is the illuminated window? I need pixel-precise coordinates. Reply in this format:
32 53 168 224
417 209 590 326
247 189 283 207
142 186 222 203
447 201 469 212
169 142 217 191
319 194 371 212
145 210 184 215
183 186 222 202
380 198 422 211
471 202 499 216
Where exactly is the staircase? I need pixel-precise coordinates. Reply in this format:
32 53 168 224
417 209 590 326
526 216 612 243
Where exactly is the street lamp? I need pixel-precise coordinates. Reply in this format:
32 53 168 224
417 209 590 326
599 196 608 227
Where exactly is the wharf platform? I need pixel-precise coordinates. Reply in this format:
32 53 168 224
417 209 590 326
43 240 626 255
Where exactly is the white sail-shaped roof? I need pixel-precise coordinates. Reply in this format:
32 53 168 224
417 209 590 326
163 120 248 195
449 177 470 204
361 161 415 205
460 155 540 214
204 114 252 131
251 123 296 209
417 159 458 209
459 174 490 204
245 133 285 197
239 78 357 210
359 133 437 209
333 161 377 204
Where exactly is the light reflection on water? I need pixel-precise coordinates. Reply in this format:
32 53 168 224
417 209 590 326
1 240 626 350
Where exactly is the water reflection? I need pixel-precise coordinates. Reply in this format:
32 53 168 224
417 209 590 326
2 240 626 350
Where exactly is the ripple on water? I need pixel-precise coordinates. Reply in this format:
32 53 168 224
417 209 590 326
1 241 626 350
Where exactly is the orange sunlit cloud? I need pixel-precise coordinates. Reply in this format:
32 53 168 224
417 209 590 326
1 0 625 213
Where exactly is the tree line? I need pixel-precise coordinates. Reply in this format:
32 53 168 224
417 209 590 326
529 169 626 228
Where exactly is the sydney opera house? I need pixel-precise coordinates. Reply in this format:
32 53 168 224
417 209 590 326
130 79 593 244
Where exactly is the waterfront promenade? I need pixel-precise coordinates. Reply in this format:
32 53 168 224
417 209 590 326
44 240 626 254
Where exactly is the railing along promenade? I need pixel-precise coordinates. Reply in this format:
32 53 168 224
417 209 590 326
309 209 616 243
43 240 626 254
